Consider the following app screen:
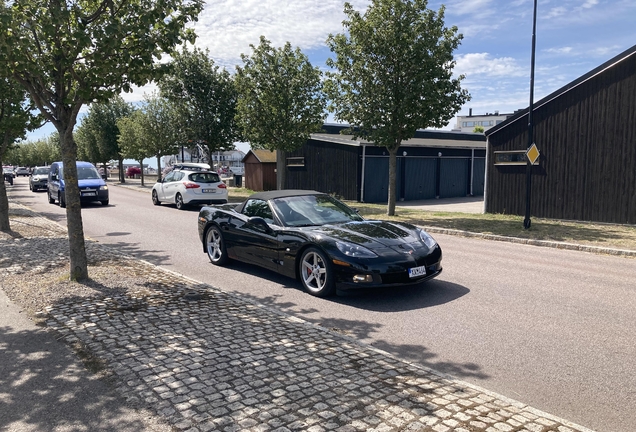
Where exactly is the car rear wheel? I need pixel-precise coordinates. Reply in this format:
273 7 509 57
175 193 186 210
206 225 228 265
299 247 335 297
152 190 161 205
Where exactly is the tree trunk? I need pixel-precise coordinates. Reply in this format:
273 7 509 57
0 134 11 231
0 164 9 232
276 149 285 190
139 160 145 186
118 158 125 183
59 127 89 281
387 147 398 216
156 155 162 181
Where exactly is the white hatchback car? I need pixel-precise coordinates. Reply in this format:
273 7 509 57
152 166 228 210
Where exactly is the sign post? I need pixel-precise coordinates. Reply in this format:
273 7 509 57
524 0 538 230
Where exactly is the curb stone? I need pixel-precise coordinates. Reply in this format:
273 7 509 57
422 226 636 258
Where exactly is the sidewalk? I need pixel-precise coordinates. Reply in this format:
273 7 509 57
1 204 595 432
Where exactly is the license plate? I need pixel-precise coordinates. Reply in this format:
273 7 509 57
82 192 96 196
408 265 426 278
202 189 216 193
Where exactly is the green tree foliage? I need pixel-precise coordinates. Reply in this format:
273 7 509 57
117 110 152 186
138 93 183 180
0 75 41 231
159 47 240 164
6 134 61 167
473 125 485 133
325 0 470 215
235 36 326 189
0 0 203 280
76 96 132 182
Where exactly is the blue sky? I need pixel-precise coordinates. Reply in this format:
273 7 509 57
26 0 636 159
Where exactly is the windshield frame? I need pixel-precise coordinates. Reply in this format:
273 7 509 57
271 194 364 227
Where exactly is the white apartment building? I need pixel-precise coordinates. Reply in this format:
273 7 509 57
454 108 513 133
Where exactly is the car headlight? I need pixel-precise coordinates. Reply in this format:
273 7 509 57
419 229 437 249
336 241 377 258
100 185 108 190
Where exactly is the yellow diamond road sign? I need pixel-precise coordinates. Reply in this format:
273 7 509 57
526 143 540 165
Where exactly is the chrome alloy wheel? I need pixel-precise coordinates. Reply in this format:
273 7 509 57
206 225 227 265
300 248 334 296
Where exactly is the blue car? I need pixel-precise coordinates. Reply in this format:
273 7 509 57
47 161 109 207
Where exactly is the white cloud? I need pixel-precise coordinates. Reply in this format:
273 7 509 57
192 0 369 67
121 83 159 104
544 46 573 54
455 53 526 78
545 6 567 19
582 0 599 8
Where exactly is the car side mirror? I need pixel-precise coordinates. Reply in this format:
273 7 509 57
247 216 273 233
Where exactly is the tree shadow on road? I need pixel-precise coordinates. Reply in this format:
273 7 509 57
233 279 487 381
0 325 170 432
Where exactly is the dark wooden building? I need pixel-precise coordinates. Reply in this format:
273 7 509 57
283 124 486 203
485 44 636 224
242 149 277 191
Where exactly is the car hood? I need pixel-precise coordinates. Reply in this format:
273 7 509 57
313 220 419 248
60 179 106 188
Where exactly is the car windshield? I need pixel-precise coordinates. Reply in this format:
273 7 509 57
77 166 101 180
272 194 364 227
33 167 49 175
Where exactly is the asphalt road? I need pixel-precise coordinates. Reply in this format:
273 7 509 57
8 177 636 432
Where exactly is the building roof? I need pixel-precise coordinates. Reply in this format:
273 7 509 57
486 43 636 137
313 124 486 149
243 149 277 163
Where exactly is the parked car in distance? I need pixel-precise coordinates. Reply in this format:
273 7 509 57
47 161 109 207
29 166 50 191
15 167 30 176
2 166 15 185
152 165 227 210
197 190 443 297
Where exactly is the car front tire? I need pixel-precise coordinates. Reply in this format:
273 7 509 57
152 190 161 205
205 225 228 265
299 247 335 297
59 192 66 208
48 190 55 204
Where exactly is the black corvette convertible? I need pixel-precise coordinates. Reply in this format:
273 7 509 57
198 190 442 297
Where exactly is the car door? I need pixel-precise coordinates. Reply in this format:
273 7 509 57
230 199 281 271
48 163 61 198
159 171 179 202
167 171 185 202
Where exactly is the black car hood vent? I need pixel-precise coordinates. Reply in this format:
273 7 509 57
317 221 418 247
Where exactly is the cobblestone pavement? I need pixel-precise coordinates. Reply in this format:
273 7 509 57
2 207 595 432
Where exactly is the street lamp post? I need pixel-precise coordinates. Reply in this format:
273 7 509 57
524 0 538 229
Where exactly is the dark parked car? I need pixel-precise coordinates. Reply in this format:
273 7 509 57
197 190 442 297
2 166 14 185
15 167 30 176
